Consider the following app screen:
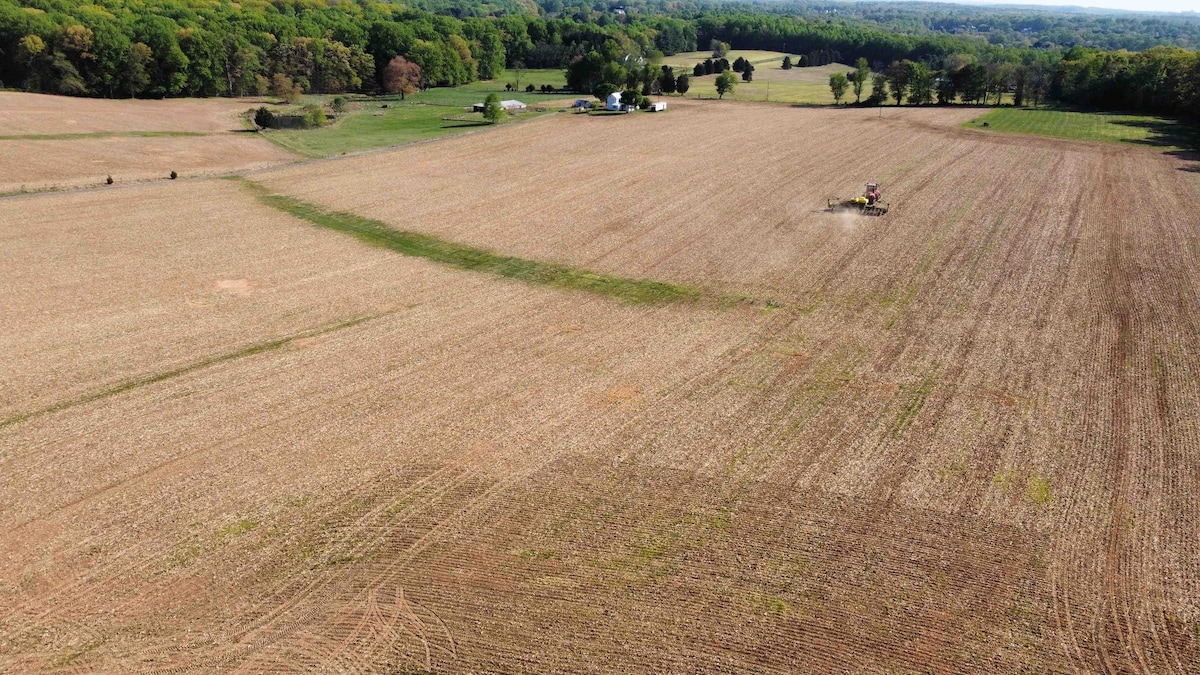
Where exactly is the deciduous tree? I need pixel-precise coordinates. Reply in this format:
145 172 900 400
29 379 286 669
869 72 888 105
852 57 870 102
715 70 736 98
271 72 301 103
885 60 911 105
482 92 503 123
907 62 935 105
829 71 849 103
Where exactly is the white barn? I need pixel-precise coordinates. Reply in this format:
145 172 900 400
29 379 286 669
605 92 623 111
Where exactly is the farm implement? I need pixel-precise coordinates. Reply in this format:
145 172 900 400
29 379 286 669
828 182 889 216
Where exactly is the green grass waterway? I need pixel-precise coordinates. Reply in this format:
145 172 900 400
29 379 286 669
235 178 705 305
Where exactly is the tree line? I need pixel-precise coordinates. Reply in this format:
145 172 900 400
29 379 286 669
812 45 1200 120
1 0 1198 122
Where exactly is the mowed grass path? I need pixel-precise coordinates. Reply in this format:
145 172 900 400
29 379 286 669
966 108 1199 152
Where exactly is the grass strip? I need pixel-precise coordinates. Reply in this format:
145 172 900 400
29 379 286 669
0 314 377 430
235 178 704 305
0 131 207 141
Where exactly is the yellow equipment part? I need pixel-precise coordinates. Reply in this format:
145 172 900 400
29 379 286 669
852 196 868 205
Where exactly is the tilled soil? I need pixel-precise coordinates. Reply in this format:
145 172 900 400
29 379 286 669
1 100 1198 673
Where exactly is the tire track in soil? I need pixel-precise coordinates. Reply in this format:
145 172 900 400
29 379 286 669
865 148 1034 506
1092 157 1148 674
1109 155 1196 674
1046 167 1096 672
220 310 778 673
69 290 585 667
0 295 559 667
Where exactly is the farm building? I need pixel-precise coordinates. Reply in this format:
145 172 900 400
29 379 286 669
573 99 591 110
471 100 528 113
651 101 667 112
606 93 623 111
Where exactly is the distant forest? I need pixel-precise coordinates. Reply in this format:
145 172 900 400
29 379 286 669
1 0 1197 121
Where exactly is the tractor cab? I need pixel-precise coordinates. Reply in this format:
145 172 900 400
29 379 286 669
865 183 881 205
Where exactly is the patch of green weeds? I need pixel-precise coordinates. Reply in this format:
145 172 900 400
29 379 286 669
993 469 1054 506
514 548 558 560
748 593 793 617
216 519 260 542
1026 474 1053 506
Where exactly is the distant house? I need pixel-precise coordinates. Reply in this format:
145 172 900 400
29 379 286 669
605 92 623 111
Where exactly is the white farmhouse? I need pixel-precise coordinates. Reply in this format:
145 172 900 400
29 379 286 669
605 92 623 111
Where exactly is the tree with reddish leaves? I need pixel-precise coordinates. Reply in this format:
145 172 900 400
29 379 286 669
383 56 421 99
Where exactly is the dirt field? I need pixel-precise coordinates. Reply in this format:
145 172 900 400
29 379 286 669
0 134 297 193
0 92 270 135
2 99 1199 673
0 92 296 192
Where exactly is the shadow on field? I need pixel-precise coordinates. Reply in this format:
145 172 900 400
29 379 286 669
1109 117 1200 172
1167 149 1200 173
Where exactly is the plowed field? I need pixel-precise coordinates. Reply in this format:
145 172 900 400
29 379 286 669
0 92 265 134
0 92 295 193
1 99 1198 673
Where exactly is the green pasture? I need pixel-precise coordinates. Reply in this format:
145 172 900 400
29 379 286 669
965 108 1198 152
681 62 875 105
260 69 568 158
663 50 798 70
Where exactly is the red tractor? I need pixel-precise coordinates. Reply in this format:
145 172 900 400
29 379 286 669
828 182 889 216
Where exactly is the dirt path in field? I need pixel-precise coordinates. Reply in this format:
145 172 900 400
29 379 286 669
2 101 1198 673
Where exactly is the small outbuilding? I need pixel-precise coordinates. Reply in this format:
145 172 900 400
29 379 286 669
605 92 623 111
472 100 528 113
573 99 591 110
651 101 667 112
